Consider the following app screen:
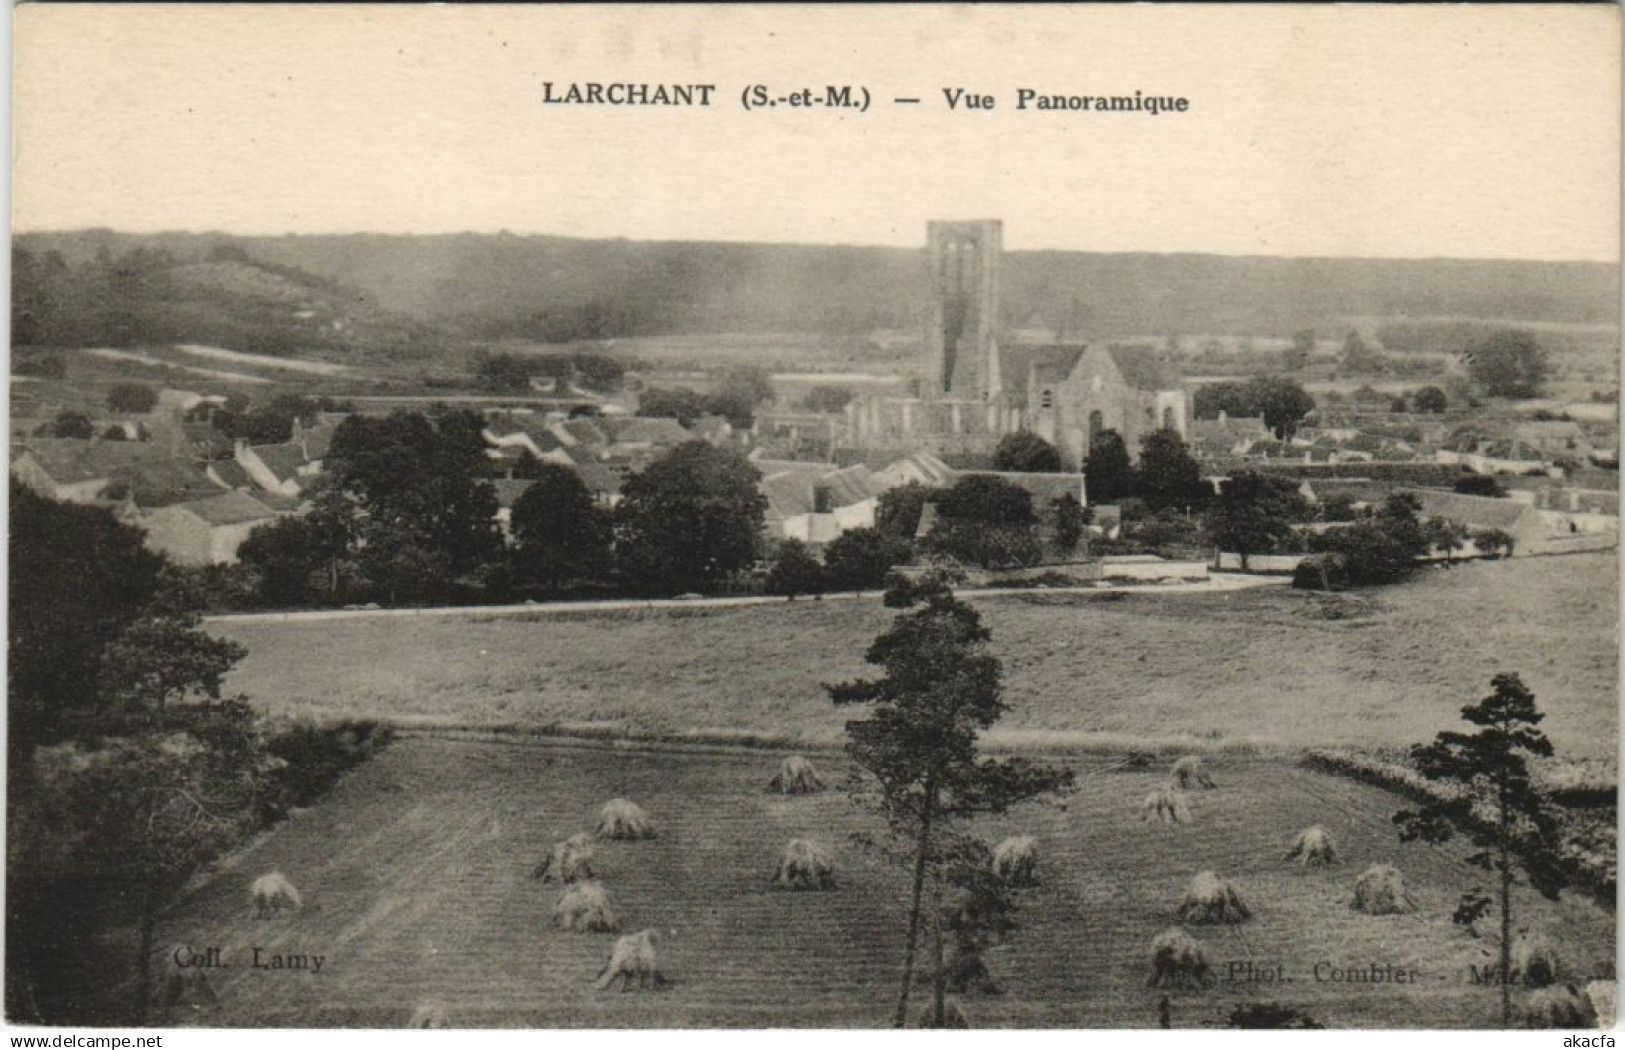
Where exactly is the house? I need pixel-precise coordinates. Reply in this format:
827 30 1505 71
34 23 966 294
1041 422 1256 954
1404 488 1559 555
761 463 889 543
11 439 180 503
1190 412 1269 458
483 418 573 467
1514 420 1592 459
233 440 318 497
137 490 283 566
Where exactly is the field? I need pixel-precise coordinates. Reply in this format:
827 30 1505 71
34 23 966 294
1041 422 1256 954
152 737 1612 1027
217 552 1618 759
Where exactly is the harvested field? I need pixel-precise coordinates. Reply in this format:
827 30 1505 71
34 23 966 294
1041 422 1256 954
218 553 1617 758
149 738 1612 1027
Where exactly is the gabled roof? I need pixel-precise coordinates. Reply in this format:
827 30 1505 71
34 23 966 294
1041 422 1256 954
120 459 220 507
761 471 817 521
246 443 308 483
17 439 173 484
573 462 623 496
167 490 280 526
602 416 693 446
560 418 608 446
1406 488 1542 530
1103 345 1182 392
208 459 255 490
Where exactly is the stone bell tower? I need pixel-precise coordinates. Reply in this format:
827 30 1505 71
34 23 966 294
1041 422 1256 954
922 219 1002 402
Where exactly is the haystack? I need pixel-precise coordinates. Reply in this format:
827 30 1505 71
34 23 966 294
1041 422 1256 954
1141 785 1193 825
1285 825 1339 867
775 838 836 890
595 798 656 840
533 832 597 883
768 755 826 795
1178 871 1251 925
1351 864 1416 915
596 929 665 991
1511 930 1565 988
991 835 1039 887
1169 755 1216 791
1148 928 1213 990
250 871 302 918
1516 985 1597 1029
408 1002 448 1029
555 881 619 933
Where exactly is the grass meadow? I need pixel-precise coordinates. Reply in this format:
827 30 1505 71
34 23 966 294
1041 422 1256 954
217 552 1618 759
151 738 1613 1027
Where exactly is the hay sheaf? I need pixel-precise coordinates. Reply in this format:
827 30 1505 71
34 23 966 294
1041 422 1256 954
1351 864 1416 915
1178 870 1251 925
1285 825 1339 867
775 838 836 890
596 929 665 991
991 835 1039 887
596 798 656 840
1141 785 1193 825
250 871 303 918
555 881 619 933
1148 928 1213 990
768 755 826 795
533 832 597 883
1170 756 1216 791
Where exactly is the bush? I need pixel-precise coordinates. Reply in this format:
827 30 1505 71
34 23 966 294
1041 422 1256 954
263 719 395 816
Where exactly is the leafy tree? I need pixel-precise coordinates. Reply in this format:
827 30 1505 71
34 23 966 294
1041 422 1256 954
825 573 1073 1027
708 366 775 428
1472 527 1516 559
1305 499 1426 586
876 482 942 540
1341 330 1386 374
803 385 855 414
1424 516 1469 563
570 352 626 393
936 475 1035 527
1248 376 1317 438
509 465 612 592
472 350 536 392
1084 429 1135 504
1137 429 1205 511
97 605 246 716
1414 386 1449 413
614 441 766 594
47 410 94 440
1201 472 1308 570
926 476 1042 570
1466 330 1549 399
236 496 358 607
766 538 825 600
8 482 164 746
824 527 912 593
324 411 502 581
992 430 1062 473
1395 673 1567 1028
1317 493 1360 522
106 382 158 414
1051 493 1087 555
638 387 710 428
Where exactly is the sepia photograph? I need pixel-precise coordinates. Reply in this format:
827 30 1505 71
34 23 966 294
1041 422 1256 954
5 2 1620 1033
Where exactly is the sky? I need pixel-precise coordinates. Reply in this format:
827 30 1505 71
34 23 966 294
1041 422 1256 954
12 4 1621 261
